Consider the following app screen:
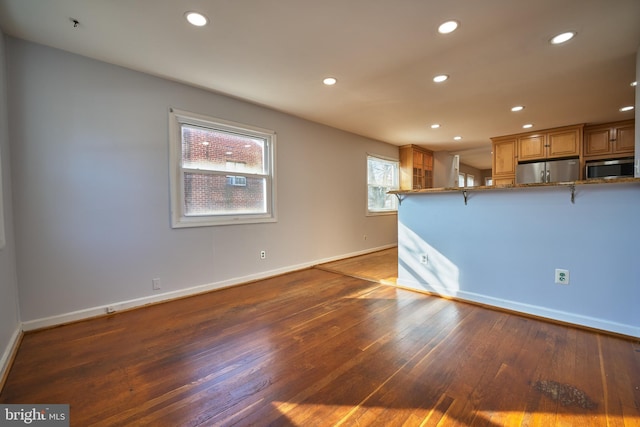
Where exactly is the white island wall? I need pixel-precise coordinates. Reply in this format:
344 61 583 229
397 181 640 338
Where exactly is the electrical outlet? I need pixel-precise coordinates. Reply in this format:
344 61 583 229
152 278 161 290
260 250 266 260
420 254 428 264
555 269 570 285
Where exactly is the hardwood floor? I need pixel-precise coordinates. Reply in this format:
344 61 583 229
1 248 639 426
317 247 398 286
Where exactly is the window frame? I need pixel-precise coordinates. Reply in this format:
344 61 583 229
226 175 248 187
366 154 399 216
466 174 475 187
458 173 466 187
458 172 476 188
169 108 277 228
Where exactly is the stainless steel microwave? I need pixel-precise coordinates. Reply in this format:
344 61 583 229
585 158 634 180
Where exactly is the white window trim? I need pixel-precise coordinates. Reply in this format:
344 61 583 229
366 153 399 216
169 108 277 228
466 173 475 187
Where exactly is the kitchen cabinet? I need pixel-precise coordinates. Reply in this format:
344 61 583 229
517 134 545 161
493 177 515 186
490 137 516 185
399 145 434 190
584 120 635 159
548 127 583 158
492 124 583 184
517 125 583 162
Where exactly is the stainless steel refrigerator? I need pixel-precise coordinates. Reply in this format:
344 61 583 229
516 159 579 184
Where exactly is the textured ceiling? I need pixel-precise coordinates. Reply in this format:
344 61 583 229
1 0 638 169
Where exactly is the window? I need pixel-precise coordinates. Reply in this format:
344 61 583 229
458 173 476 188
226 176 247 187
367 154 399 215
169 108 276 227
225 161 247 186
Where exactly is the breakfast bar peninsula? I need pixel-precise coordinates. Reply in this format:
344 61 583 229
391 178 640 338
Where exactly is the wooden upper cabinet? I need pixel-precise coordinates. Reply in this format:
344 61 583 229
492 138 516 176
399 145 434 190
583 127 612 157
517 134 545 161
584 120 635 158
491 137 516 185
516 125 582 161
547 127 581 158
616 123 635 153
413 150 424 187
492 124 582 184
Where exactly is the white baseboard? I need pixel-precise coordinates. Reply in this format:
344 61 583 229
22 245 396 332
396 278 640 339
0 324 22 390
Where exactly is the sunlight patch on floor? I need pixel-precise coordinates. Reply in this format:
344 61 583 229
272 401 445 426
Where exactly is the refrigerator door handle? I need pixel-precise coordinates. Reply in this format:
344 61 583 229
540 170 545 183
546 170 550 183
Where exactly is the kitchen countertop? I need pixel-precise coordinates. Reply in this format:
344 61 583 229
389 177 640 195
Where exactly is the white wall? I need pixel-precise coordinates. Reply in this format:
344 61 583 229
636 44 639 177
433 152 457 188
0 32 21 383
397 183 640 337
6 38 398 327
433 151 481 188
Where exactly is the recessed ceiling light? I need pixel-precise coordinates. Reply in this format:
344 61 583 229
523 124 534 129
619 105 634 112
631 81 638 87
433 74 449 83
185 11 208 27
511 105 525 112
550 31 575 45
453 136 462 141
438 20 459 34
323 77 337 86
431 124 441 129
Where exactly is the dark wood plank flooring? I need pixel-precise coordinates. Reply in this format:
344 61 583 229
1 249 638 426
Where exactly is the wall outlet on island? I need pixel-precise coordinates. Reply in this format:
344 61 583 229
555 269 570 285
